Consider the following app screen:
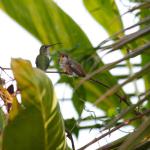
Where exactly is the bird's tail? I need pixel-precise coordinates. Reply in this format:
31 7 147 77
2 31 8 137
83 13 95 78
89 78 130 106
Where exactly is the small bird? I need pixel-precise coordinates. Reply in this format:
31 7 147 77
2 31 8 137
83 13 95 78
59 53 131 107
59 53 86 77
36 43 60 71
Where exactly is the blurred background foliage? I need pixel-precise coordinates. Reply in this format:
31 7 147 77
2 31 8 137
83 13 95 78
0 0 150 149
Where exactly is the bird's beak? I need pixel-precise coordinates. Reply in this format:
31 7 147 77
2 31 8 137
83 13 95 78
46 43 62 48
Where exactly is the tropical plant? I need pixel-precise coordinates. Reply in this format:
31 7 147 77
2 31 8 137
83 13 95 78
0 0 150 150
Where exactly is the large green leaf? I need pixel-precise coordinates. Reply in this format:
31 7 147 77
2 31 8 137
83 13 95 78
83 0 123 35
2 59 66 150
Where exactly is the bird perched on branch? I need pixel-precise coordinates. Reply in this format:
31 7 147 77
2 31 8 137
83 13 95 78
58 53 131 106
36 43 61 71
59 53 86 77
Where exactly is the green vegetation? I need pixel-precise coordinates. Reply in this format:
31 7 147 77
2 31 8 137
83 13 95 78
0 0 150 149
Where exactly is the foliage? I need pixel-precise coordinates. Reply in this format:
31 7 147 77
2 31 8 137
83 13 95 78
2 59 67 150
0 0 150 149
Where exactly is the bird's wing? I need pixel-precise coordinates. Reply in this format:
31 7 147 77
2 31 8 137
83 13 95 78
69 60 86 77
35 55 50 71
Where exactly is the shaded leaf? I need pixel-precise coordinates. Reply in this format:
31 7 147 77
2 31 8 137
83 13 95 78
65 118 79 137
72 86 85 116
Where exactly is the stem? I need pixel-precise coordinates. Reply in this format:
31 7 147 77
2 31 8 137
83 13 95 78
77 109 150 150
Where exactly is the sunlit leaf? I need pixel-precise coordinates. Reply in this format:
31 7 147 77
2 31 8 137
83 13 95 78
83 0 123 35
2 59 67 150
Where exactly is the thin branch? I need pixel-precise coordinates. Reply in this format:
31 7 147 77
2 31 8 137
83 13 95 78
45 71 67 74
89 78 131 106
103 91 150 131
1 67 11 70
98 25 150 51
65 129 75 150
0 66 67 75
0 66 14 80
94 62 150 105
78 109 150 150
97 16 150 48
77 42 150 90
81 115 107 121
123 2 150 15
78 124 104 130
96 134 128 150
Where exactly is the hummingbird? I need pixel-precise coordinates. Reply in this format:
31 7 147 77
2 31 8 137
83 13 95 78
35 43 61 71
58 53 132 107
59 53 86 77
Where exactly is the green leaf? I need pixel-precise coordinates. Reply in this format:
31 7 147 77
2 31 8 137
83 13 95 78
83 0 123 35
72 86 86 116
8 97 20 120
0 0 92 55
3 58 67 150
3 106 45 150
0 108 6 131
65 118 79 137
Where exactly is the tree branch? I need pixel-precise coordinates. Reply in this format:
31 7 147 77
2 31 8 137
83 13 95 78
78 109 150 150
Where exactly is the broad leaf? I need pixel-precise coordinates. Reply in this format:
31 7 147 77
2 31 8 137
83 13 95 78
2 59 67 150
83 0 123 35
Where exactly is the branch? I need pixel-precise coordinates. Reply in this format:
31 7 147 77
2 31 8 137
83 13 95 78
0 66 14 80
65 129 75 150
103 91 150 130
45 71 67 74
77 109 150 150
78 124 104 130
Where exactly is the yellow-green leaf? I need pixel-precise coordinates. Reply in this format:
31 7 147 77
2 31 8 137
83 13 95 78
83 0 123 35
3 58 67 150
